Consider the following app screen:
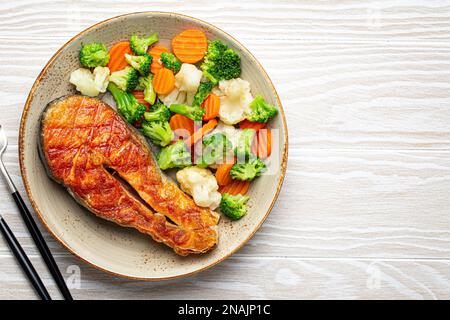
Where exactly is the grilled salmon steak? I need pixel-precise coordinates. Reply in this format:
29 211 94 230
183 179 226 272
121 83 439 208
39 95 219 255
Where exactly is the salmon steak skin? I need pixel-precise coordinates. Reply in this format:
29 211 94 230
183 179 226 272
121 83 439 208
39 95 219 256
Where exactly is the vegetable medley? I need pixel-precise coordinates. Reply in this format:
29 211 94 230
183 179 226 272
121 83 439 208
69 29 277 221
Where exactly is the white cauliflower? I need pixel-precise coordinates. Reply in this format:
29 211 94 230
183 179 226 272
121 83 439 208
93 66 110 93
217 78 253 125
176 166 222 210
69 67 110 97
175 63 203 93
158 87 187 106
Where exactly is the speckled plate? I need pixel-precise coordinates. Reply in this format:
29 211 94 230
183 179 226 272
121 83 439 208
19 12 288 280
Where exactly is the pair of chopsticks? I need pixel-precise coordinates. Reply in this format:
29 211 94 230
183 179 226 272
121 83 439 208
0 214 51 300
0 124 72 300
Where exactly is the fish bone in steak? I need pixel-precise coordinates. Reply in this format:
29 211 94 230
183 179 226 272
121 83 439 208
39 95 219 255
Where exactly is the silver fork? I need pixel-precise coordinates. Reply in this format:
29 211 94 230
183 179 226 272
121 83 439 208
0 124 72 300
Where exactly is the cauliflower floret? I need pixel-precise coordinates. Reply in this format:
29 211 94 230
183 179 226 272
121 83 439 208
217 78 253 125
159 87 187 106
93 66 110 93
175 63 203 93
69 68 99 97
176 166 222 210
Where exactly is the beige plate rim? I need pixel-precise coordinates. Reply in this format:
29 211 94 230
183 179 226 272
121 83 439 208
18 11 289 281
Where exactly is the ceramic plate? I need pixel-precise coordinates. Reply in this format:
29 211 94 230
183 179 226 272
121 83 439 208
19 12 288 280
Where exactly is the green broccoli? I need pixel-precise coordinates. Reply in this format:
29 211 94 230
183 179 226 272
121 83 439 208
109 66 139 92
136 75 156 105
220 193 250 220
130 33 159 55
169 104 205 121
160 52 182 73
144 102 170 122
157 140 192 170
192 82 213 107
141 121 174 147
125 53 152 76
200 133 232 166
230 158 266 181
79 43 110 68
235 128 256 161
201 40 241 84
246 95 278 123
107 82 146 124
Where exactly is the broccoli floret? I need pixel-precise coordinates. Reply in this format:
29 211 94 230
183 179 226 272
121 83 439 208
220 193 249 220
192 82 213 107
201 40 241 85
157 140 192 170
201 133 232 166
235 128 256 161
79 43 110 68
230 158 266 181
109 66 139 92
136 75 156 105
160 52 182 73
141 121 174 147
130 34 159 55
169 104 205 121
144 102 170 122
246 95 278 123
125 53 152 76
107 82 146 123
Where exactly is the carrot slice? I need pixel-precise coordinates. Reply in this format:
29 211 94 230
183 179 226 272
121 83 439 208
215 161 235 186
108 41 132 73
185 119 218 147
153 68 175 95
239 119 266 131
132 90 150 107
148 45 169 74
172 29 207 63
201 93 220 121
251 128 272 159
219 180 251 196
170 114 194 140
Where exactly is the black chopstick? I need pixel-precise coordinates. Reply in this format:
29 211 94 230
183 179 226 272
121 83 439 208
0 214 51 300
11 191 73 300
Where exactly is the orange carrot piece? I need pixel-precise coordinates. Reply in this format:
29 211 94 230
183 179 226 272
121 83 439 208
251 128 272 159
215 160 236 186
153 68 175 95
201 93 221 120
239 119 266 131
219 180 251 196
185 119 218 147
132 90 150 107
108 41 132 73
251 133 258 156
170 114 194 140
148 45 169 74
172 29 207 63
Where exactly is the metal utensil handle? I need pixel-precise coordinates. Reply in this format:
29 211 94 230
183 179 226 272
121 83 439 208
0 215 51 300
11 191 73 300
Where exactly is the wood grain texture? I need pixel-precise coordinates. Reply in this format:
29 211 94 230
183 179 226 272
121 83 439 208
1 0 450 299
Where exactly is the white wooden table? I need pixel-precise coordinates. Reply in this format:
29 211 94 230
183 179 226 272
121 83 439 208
1 0 450 300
